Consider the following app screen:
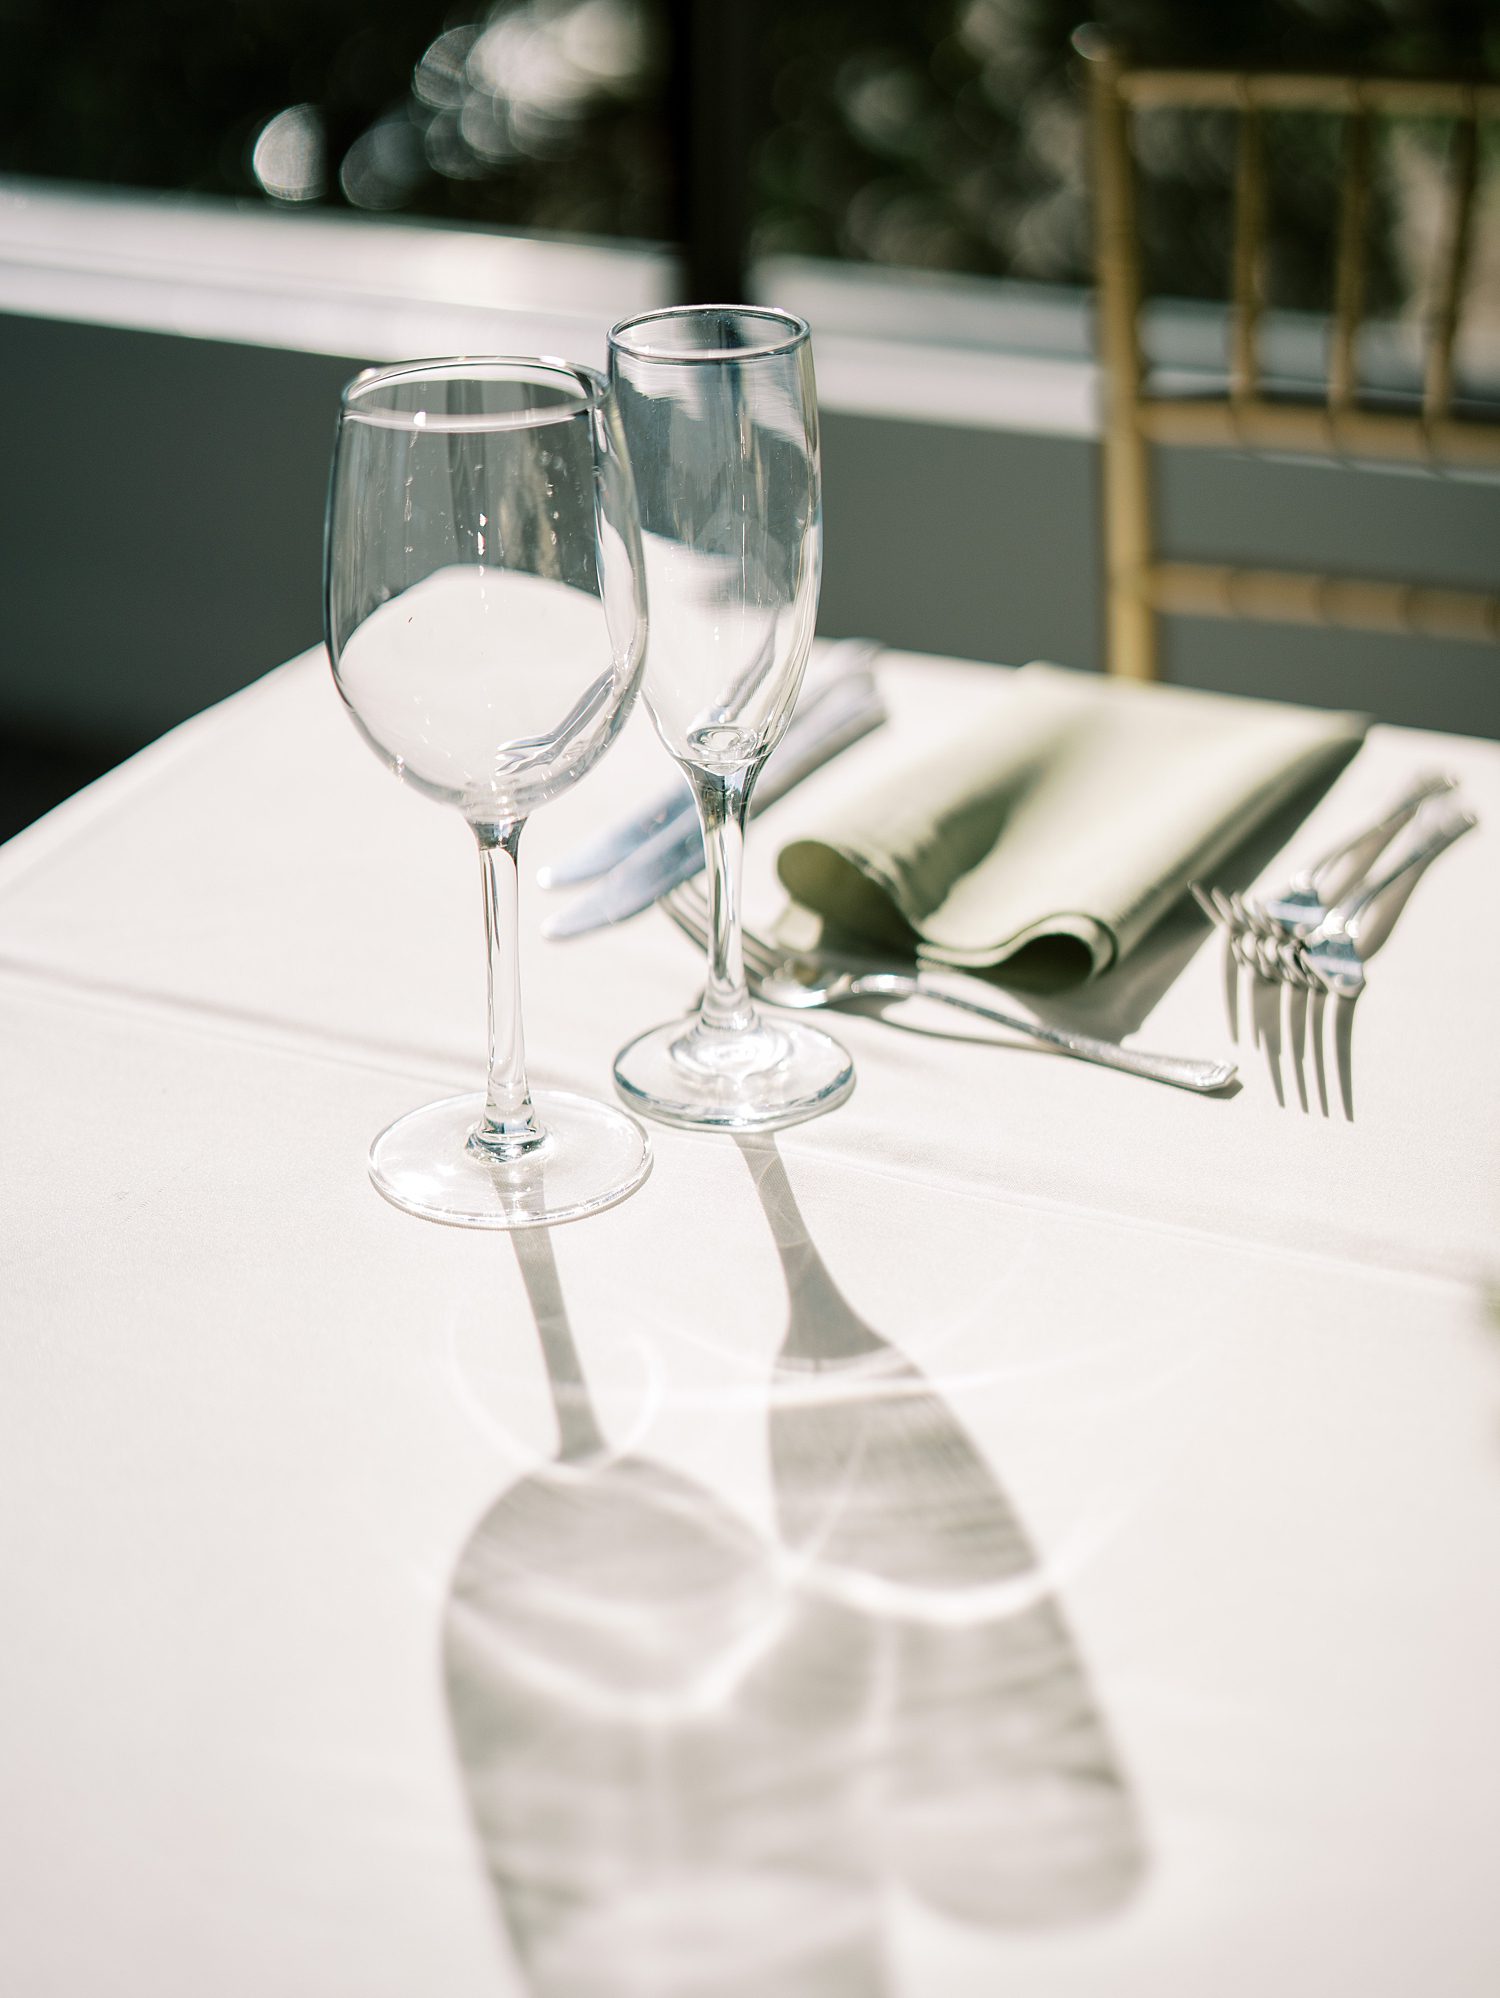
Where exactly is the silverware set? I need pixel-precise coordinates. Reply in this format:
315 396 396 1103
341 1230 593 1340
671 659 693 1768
541 644 1238 1093
1193 776 1478 999
542 637 1479 1092
660 879 1238 1094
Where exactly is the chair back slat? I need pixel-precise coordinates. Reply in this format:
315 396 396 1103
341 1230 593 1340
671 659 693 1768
1120 71 1500 117
1329 110 1372 413
1140 396 1500 466
1424 110 1480 421
1083 32 1156 678
1089 41 1144 398
1147 561 1500 642
1230 103 1268 408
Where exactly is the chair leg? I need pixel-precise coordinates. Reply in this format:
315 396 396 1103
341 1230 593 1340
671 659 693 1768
1108 575 1157 682
1102 412 1157 680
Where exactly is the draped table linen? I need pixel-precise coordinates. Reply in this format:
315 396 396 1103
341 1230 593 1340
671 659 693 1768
1 644 1498 1998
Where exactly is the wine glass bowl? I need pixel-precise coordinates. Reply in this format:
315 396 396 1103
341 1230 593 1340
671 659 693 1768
607 308 821 770
607 306 855 1133
325 356 652 1226
329 359 642 823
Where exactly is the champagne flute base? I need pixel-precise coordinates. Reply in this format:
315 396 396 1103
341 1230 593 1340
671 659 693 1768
369 1089 650 1229
612 1015 855 1133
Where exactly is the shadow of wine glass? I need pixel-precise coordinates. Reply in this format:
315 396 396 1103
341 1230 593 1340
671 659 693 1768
444 1228 891 1998
741 1135 1148 1930
446 1155 1147 1994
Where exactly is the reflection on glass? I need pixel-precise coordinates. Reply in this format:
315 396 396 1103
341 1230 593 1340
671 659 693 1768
250 103 325 204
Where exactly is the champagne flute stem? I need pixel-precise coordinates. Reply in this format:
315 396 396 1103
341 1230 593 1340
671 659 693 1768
688 764 757 1036
471 821 546 1159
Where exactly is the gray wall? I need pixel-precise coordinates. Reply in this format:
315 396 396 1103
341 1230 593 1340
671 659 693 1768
1 311 1495 765
0 316 353 755
819 398 1500 739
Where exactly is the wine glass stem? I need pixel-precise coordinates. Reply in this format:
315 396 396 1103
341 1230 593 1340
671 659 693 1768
688 764 757 1035
471 821 546 1159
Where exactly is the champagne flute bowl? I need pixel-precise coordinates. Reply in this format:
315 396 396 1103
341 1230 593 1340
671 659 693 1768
606 305 855 1132
324 355 650 1227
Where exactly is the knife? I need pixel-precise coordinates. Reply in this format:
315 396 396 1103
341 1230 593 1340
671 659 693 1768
536 639 882 891
541 657 887 939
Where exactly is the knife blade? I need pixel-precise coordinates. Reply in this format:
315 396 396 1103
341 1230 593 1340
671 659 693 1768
541 661 886 939
536 639 881 890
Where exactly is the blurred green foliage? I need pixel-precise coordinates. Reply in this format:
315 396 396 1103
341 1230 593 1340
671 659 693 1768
0 0 1494 305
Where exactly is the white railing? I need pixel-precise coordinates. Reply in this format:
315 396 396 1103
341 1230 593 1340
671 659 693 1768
1 177 1494 743
0 177 1098 437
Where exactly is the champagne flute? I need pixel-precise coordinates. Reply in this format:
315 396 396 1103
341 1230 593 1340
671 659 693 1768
324 356 650 1227
607 306 855 1131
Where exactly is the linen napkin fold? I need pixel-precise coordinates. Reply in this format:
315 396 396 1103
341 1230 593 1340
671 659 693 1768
775 662 1365 989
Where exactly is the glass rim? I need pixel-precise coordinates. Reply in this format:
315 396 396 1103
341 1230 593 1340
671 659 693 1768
608 304 810 364
339 354 606 433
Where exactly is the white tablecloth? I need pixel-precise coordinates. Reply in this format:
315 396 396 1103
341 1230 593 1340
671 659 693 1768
2 645 1498 1997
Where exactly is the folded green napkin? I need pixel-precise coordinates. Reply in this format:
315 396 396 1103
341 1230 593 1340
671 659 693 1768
776 663 1365 989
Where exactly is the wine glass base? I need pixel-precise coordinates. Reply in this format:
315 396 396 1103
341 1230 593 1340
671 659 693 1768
369 1089 651 1229
613 1014 855 1133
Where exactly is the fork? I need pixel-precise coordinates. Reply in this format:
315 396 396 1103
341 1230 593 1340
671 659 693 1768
1191 770 1457 945
661 883 1237 1093
1239 801 1477 997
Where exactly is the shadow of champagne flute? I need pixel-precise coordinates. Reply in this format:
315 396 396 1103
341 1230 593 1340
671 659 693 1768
444 1228 891 1998
742 1136 1147 1928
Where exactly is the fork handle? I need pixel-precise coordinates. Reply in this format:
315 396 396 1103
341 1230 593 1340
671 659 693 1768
1307 770 1456 895
1334 804 1477 931
908 976 1236 1092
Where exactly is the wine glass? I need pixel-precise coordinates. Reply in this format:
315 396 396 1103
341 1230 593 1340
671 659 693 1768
324 356 650 1227
607 306 855 1131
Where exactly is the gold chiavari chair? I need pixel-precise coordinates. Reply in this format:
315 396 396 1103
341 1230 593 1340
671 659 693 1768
1076 29 1500 682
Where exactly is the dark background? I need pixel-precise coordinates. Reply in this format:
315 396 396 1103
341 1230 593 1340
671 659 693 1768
1 0 1497 838
2 1 1495 298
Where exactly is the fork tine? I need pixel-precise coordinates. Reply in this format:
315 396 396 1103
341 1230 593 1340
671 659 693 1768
1237 924 1283 983
665 880 718 958
663 879 707 933
1209 886 1244 934
668 879 717 940
661 882 784 977
738 927 782 975
1230 890 1281 942
1197 877 1280 947
1285 946 1318 990
1256 932 1312 988
660 889 709 951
